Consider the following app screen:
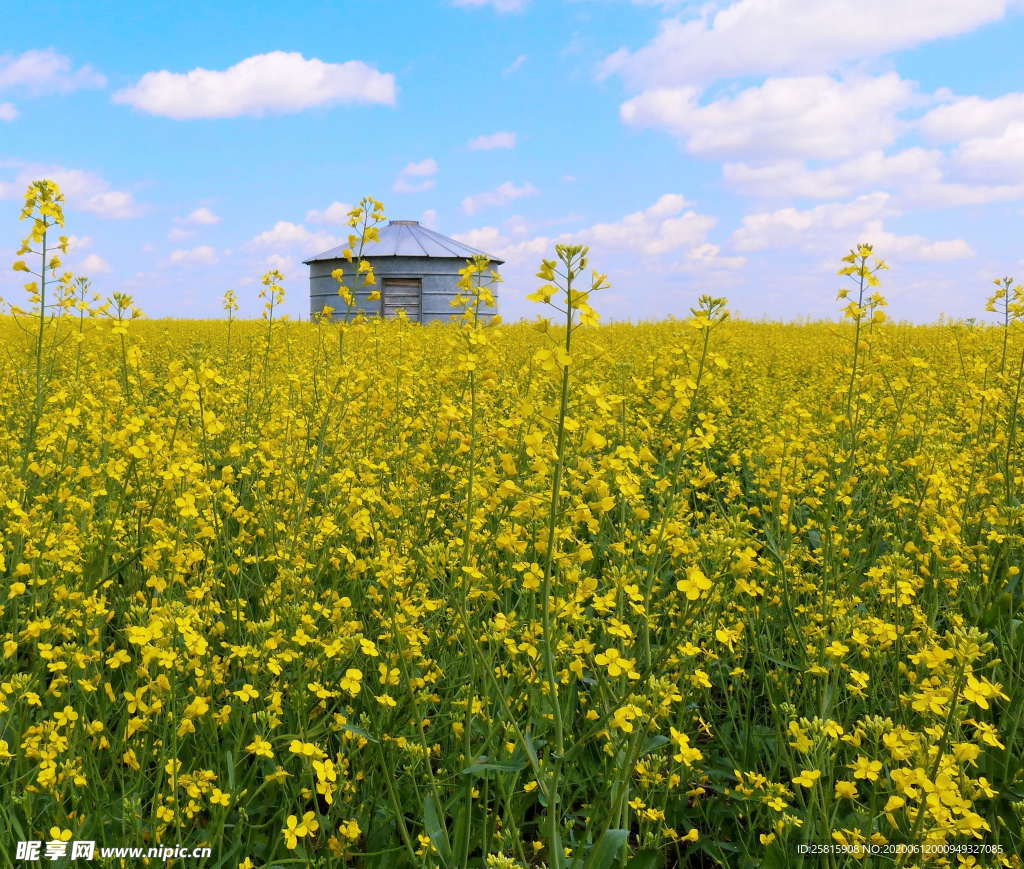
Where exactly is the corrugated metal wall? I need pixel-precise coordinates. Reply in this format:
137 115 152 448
309 256 500 323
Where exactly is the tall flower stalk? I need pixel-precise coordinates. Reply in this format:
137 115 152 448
836 243 888 443
527 243 608 867
10 181 74 465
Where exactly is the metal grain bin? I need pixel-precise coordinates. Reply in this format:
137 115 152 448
304 220 503 323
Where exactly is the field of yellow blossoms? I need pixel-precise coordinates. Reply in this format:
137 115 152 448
0 181 1022 867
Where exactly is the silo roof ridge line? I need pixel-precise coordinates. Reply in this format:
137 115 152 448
406 222 430 256
416 224 469 257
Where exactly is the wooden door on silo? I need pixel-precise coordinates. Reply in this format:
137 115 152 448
381 278 422 322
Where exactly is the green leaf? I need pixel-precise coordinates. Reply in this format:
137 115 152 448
422 794 453 867
636 734 670 759
522 733 543 771
460 757 528 776
584 828 629 869
626 851 662 869
337 721 379 743
761 654 801 671
226 749 235 792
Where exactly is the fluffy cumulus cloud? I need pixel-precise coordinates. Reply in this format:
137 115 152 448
452 225 508 253
85 191 140 220
0 163 141 218
564 193 717 255
899 92 1024 184
601 0 1024 255
80 253 111 274
468 131 517 150
168 245 218 266
919 92 1024 142
723 149 1024 207
0 49 106 95
732 193 973 261
953 122 1024 180
621 74 916 160
262 252 299 278
393 158 438 194
724 150 940 199
247 222 337 261
65 235 92 253
461 181 538 215
456 194 735 266
600 0 1008 89
182 206 220 225
168 206 221 240
306 201 353 224
113 51 396 119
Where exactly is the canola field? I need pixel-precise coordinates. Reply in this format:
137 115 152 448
1 185 1022 867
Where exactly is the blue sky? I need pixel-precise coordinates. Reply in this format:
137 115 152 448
2 0 1023 322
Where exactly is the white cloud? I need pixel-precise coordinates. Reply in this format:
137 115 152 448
868 228 975 262
306 201 353 224
248 221 336 253
65 235 91 252
394 178 436 194
420 208 439 229
452 0 529 12
168 245 218 265
724 148 1024 206
724 150 940 199
84 191 140 219
919 92 1024 142
453 226 507 252
732 193 896 250
167 206 221 240
402 158 439 176
503 54 528 76
567 193 716 255
0 102 16 121
620 74 916 160
953 121 1024 181
113 51 396 119
502 212 584 238
263 253 296 277
732 193 973 261
673 242 747 272
462 181 538 215
0 163 142 218
468 131 517 150
183 206 220 225
457 193 723 260
393 158 438 194
600 0 1007 89
0 49 106 94
80 253 111 274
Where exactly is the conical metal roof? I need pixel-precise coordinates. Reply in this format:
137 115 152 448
304 220 504 264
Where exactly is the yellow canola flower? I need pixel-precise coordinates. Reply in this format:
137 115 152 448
676 566 712 600
282 812 319 849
